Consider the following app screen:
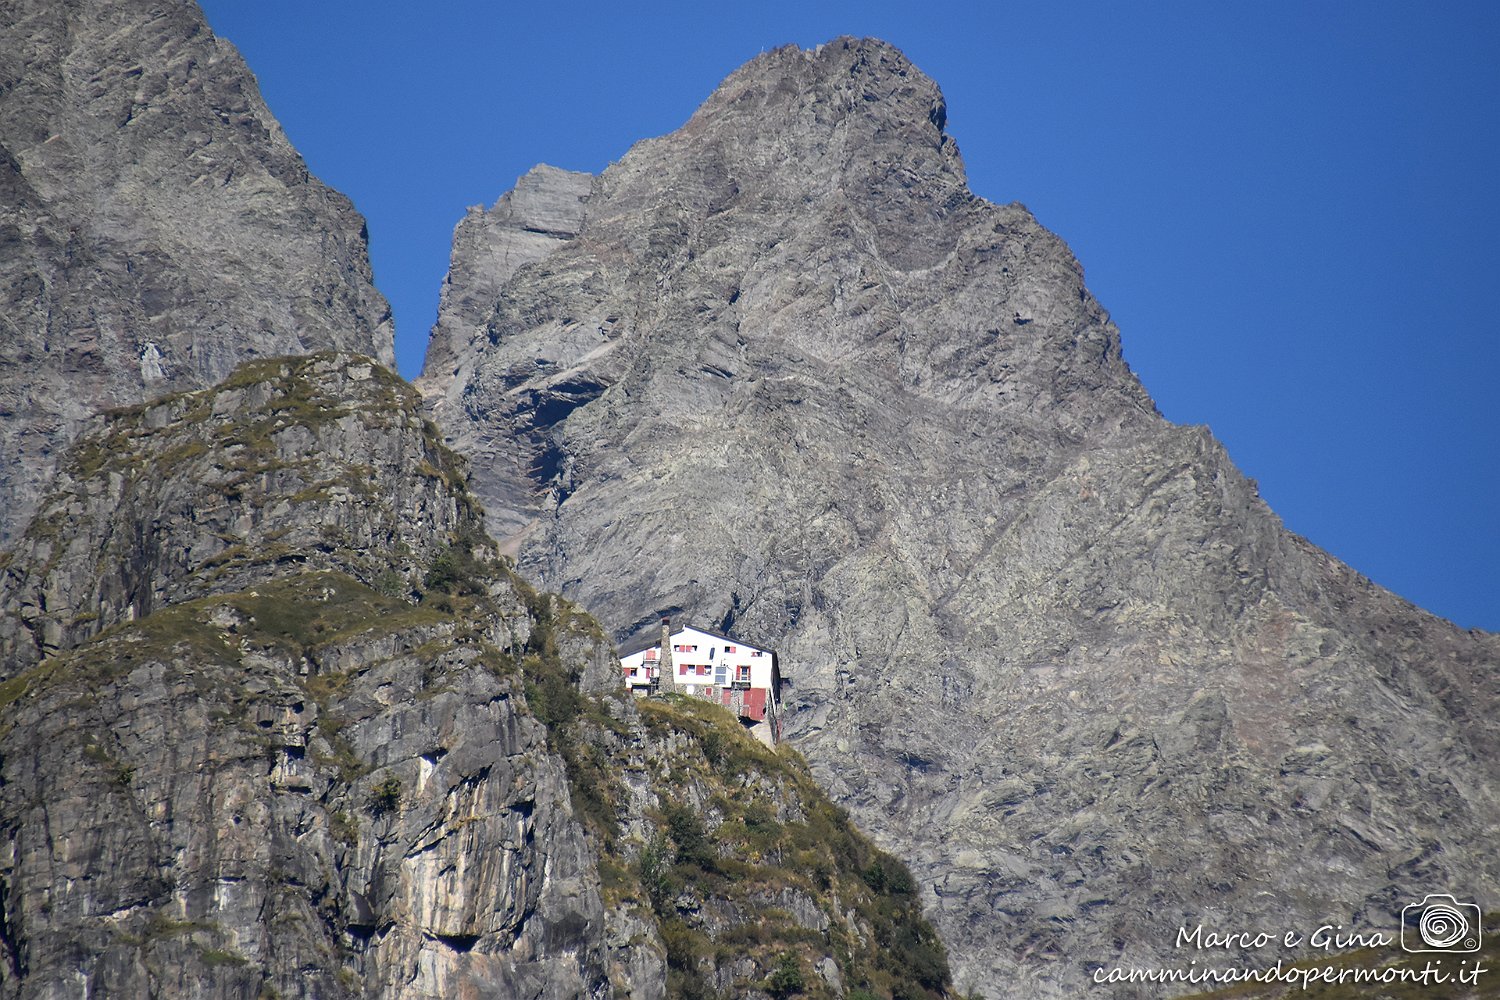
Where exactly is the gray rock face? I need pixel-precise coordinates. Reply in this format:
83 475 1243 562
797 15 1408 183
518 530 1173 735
417 164 593 544
1 584 611 1000
0 353 612 1000
0 0 393 546
422 38 1500 996
0 354 463 675
419 165 592 407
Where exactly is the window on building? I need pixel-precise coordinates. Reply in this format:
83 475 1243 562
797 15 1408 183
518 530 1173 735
725 645 737 653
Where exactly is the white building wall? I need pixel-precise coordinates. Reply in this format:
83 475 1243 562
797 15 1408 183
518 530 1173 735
619 626 774 698
619 647 659 688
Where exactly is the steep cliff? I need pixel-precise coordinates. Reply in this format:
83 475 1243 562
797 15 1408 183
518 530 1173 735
422 38 1500 996
0 354 611 998
416 164 593 543
0 0 393 545
0 352 953 999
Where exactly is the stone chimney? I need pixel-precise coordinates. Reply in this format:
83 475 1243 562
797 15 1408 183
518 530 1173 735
657 618 675 692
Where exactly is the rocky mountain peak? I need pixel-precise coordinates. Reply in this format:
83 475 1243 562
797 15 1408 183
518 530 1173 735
686 37 953 158
422 37 1500 997
423 36 1154 558
588 38 968 276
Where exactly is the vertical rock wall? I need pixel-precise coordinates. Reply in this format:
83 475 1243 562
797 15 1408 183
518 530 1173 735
0 354 613 999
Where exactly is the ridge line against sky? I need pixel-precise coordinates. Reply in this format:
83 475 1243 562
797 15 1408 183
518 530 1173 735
196 0 1498 632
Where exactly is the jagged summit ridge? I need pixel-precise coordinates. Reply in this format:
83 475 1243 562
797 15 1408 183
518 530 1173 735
421 37 1500 997
677 37 955 174
590 37 970 275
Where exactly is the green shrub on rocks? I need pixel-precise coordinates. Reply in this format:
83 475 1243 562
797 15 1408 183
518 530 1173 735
367 775 402 817
767 952 807 998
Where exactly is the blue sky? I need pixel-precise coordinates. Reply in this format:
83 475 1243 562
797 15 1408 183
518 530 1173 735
197 0 1498 631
